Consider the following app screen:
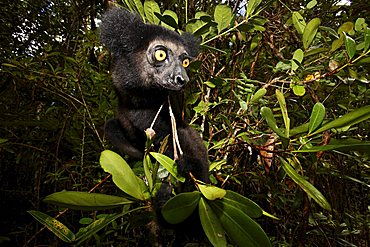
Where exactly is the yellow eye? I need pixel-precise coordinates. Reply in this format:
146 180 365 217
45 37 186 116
154 49 167 62
182 58 190 68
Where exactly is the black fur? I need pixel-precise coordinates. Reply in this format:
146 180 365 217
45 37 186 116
100 7 209 183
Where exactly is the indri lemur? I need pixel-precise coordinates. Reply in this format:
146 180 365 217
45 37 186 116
100 7 209 184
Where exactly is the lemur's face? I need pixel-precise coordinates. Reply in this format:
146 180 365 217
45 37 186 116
134 39 193 91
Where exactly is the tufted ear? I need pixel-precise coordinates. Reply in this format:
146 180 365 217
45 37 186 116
181 32 201 57
100 7 145 56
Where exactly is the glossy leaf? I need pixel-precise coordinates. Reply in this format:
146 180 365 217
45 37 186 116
214 4 233 34
162 191 201 224
143 0 160 24
246 0 262 19
198 184 227 200
100 150 148 200
28 210 75 243
150 152 185 182
292 11 306 35
260 107 286 138
44 191 133 210
344 33 356 59
308 102 325 133
292 49 304 71
311 105 370 135
210 200 271 247
199 198 227 247
280 157 331 211
276 89 290 137
303 18 321 49
223 190 263 218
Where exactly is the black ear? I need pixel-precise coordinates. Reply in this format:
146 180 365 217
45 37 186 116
182 32 201 57
100 7 145 56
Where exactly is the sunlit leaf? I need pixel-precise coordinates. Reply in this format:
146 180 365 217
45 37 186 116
44 191 133 210
246 0 262 19
280 158 331 211
303 18 321 49
210 200 271 247
214 4 233 33
250 87 266 103
150 152 185 182
306 0 317 9
100 150 148 200
28 210 75 243
292 49 304 71
162 191 201 224
311 105 370 135
291 84 306 96
199 198 227 247
308 102 325 133
292 11 306 35
344 32 356 59
144 0 160 24
198 184 227 200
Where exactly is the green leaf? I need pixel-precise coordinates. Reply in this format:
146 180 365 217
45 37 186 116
150 152 185 182
223 190 263 218
303 18 321 49
290 122 309 137
338 22 354 34
250 88 267 103
214 4 233 34
132 0 145 22
75 213 123 244
306 0 317 9
210 200 271 247
276 89 290 137
355 18 365 32
280 158 331 211
199 198 227 247
292 11 306 35
43 191 133 210
246 0 262 19
291 84 306 96
260 107 286 138
198 184 227 200
143 154 153 191
308 102 325 133
311 105 370 135
28 210 75 243
154 11 178 30
364 28 370 51
291 49 304 71
100 150 148 200
162 191 201 224
293 142 370 153
344 32 356 59
143 0 160 24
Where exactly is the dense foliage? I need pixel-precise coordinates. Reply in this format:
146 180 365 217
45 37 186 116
1 0 369 246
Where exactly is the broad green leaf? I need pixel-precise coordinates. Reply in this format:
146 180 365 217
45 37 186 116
276 89 290 137
210 200 271 247
144 0 160 24
338 21 354 34
355 18 365 32
250 87 266 103
280 157 331 211
260 107 286 138
162 191 201 224
290 122 309 137
344 32 356 59
303 18 321 49
292 11 306 35
308 102 325 133
133 0 145 22
305 47 329 57
364 28 370 51
291 84 306 96
28 210 75 242
44 191 133 210
154 11 178 30
199 198 227 247
75 213 123 244
331 35 344 52
306 0 317 9
150 152 185 182
223 190 263 218
198 184 227 200
214 4 233 34
311 105 370 135
100 150 148 200
246 0 262 19
292 49 304 71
